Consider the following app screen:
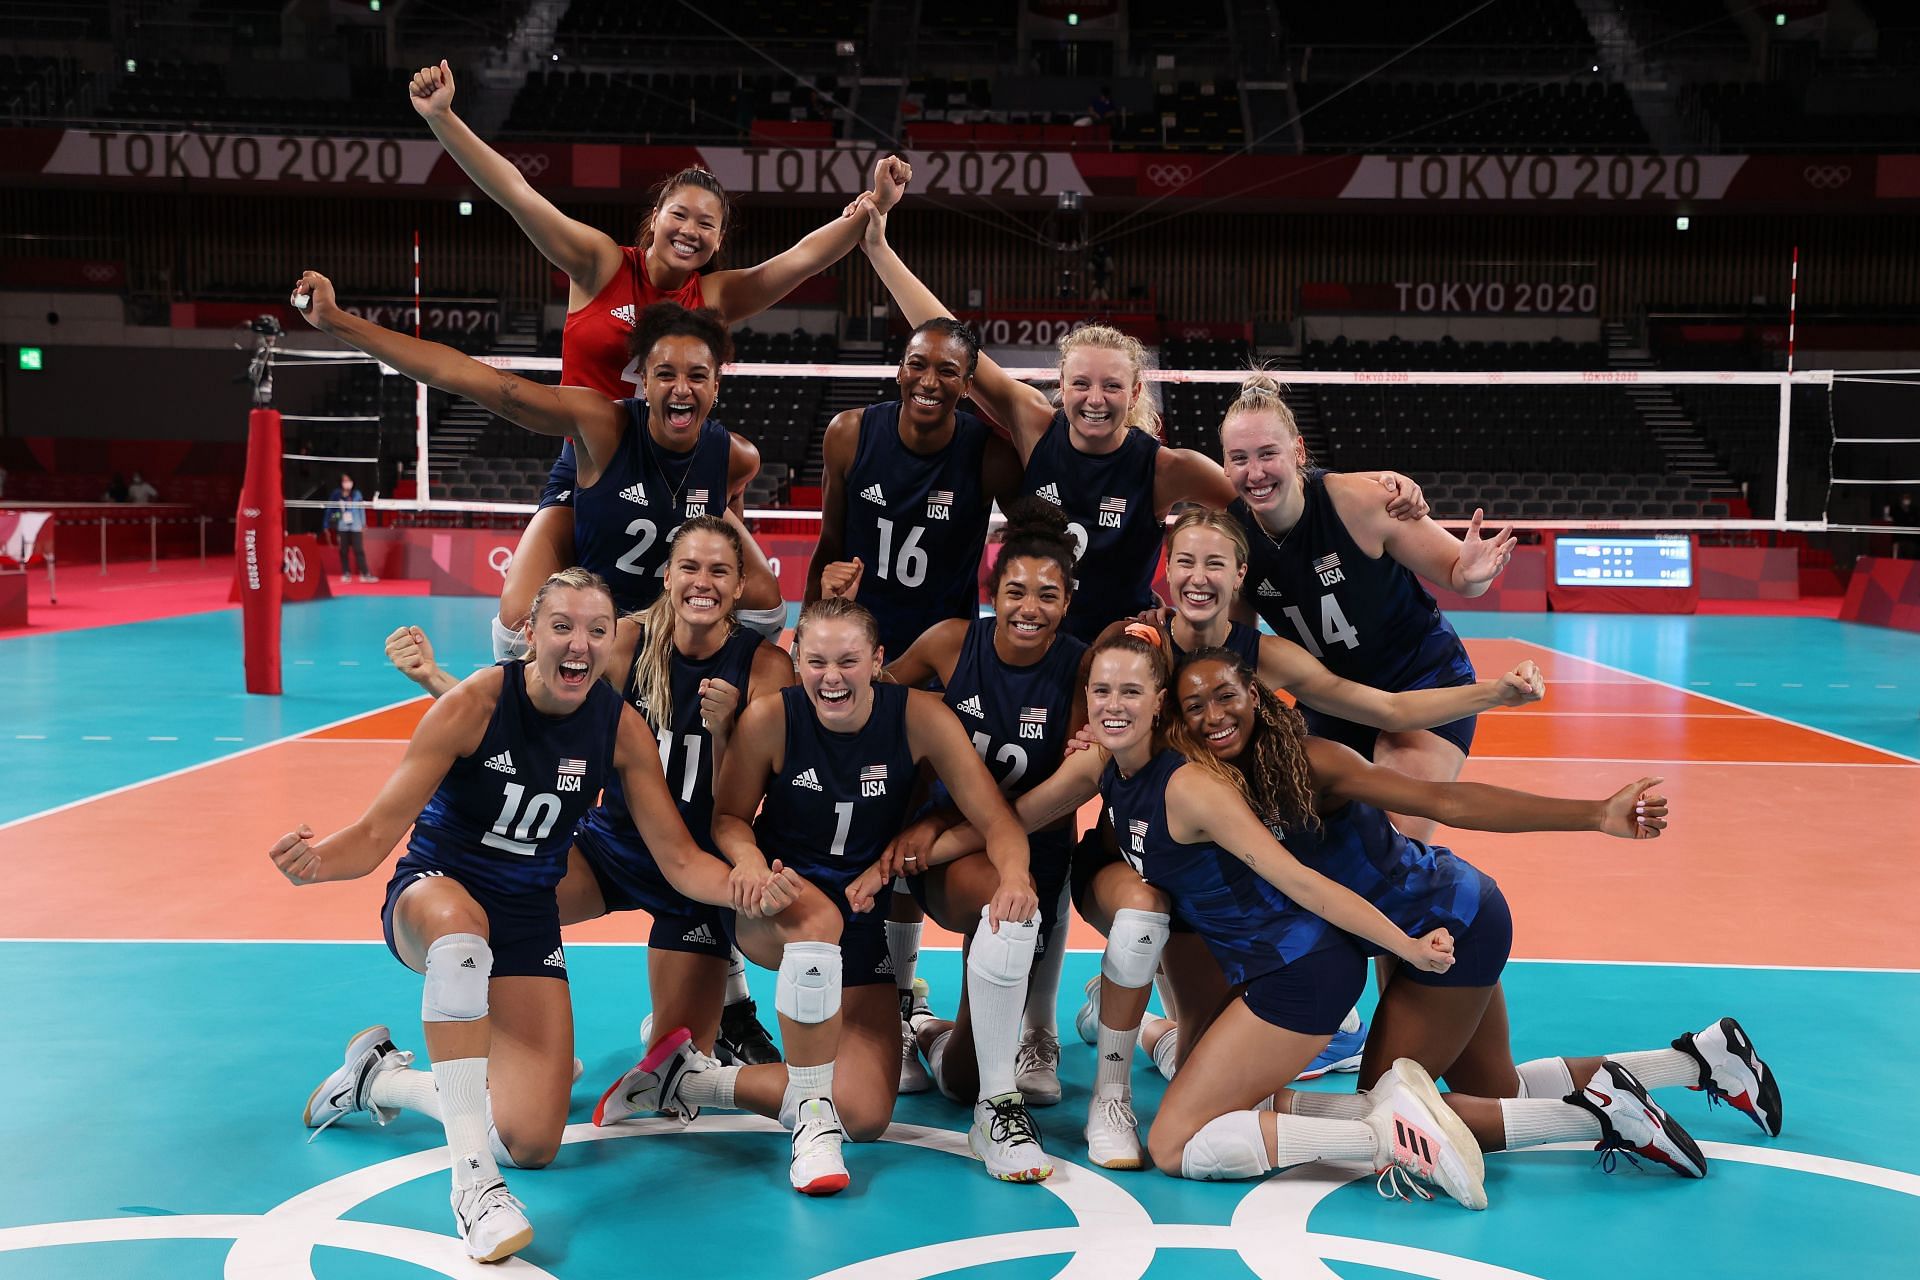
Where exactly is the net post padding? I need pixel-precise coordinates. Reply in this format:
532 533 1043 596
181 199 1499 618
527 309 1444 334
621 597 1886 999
236 407 284 695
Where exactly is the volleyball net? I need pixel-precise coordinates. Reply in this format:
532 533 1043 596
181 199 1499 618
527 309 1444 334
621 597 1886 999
265 349 1920 559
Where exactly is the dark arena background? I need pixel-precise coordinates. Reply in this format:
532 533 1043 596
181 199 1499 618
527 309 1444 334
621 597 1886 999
2 2 1918 1277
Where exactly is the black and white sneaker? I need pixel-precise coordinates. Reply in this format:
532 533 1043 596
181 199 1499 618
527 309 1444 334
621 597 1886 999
717 997 781 1067
302 1024 411 1133
1674 1016 1782 1137
1568 1061 1708 1179
451 1177 533 1262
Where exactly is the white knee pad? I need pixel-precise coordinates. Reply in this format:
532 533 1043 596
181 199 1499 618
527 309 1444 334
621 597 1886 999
1181 1110 1273 1181
736 604 788 641
421 933 492 1022
1102 908 1170 989
490 615 529 662
968 908 1039 988
775 941 842 1024
1514 1056 1575 1100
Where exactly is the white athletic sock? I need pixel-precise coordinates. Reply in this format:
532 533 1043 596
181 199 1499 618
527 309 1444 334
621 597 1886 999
1606 1047 1699 1091
1339 1006 1363 1035
1287 1090 1370 1121
368 1066 442 1119
487 1119 517 1169
1022 885 1071 1036
1499 1097 1602 1149
1273 1114 1375 1168
679 1062 742 1110
489 615 527 662
1513 1056 1576 1099
967 909 1039 1100
1095 1022 1135 1099
927 1028 963 1103
736 604 787 641
431 1057 498 1188
1140 1016 1179 1081
724 947 751 1006
885 919 921 996
780 1060 835 1130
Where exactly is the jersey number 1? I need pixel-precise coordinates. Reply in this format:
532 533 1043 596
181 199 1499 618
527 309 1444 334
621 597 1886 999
1278 593 1360 658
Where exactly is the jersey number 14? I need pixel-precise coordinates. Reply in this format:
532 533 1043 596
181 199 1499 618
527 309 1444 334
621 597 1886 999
1277 593 1360 658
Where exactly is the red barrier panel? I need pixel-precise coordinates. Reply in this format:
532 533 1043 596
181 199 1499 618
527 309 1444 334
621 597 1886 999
0 571 25 627
1698 545 1799 600
1427 546 1548 612
1839 556 1920 632
234 408 283 694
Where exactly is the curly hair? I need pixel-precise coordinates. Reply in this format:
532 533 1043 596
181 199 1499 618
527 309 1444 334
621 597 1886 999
626 300 733 368
1173 645 1319 835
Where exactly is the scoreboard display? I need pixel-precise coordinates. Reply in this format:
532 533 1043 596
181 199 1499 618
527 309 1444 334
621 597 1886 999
1553 536 1693 588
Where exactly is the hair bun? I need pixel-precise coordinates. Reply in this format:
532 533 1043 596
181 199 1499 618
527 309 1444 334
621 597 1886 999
998 495 1070 543
1239 371 1285 398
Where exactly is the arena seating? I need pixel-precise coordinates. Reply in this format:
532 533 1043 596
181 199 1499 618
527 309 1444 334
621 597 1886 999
555 0 860 55
0 0 109 41
0 54 86 118
1281 0 1595 75
502 69 844 141
106 61 417 131
1157 337 1252 454
1683 80 1920 151
1298 79 1649 153
1129 0 1231 51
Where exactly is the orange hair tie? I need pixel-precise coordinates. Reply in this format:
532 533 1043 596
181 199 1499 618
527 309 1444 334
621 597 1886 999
1122 621 1163 648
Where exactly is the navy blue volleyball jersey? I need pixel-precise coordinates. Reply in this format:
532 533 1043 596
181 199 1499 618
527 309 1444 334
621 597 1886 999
584 625 763 854
1167 619 1262 669
1099 749 1333 984
573 402 733 613
1276 802 1490 951
408 661 623 895
1022 412 1162 643
840 401 993 656
1231 472 1472 691
934 617 1087 804
754 682 918 898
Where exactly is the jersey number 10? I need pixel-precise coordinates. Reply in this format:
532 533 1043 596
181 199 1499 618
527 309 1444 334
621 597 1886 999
482 782 564 857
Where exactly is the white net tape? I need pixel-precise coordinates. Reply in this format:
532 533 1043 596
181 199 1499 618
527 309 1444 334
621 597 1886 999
274 345 1920 535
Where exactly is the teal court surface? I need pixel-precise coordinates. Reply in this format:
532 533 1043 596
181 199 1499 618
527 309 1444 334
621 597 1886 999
2 596 1918 1278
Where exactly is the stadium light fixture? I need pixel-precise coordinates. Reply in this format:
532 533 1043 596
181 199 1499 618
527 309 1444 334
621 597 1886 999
1675 216 1691 231
370 0 381 11
458 200 474 216
19 347 44 372
1068 13 1079 25
1775 13 1786 25
124 59 137 73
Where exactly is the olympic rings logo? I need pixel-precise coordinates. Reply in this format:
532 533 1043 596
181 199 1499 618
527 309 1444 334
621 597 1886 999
283 545 306 584
505 153 551 178
488 545 514 579
1802 165 1852 190
81 263 117 283
243 507 261 519
2 1116 1912 1279
1145 163 1195 187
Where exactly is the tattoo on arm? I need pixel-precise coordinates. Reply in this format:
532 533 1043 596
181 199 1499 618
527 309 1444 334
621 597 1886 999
498 376 523 420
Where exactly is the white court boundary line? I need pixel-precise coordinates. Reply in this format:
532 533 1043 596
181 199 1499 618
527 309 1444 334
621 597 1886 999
0 694 427 835
2 937 1916 974
1511 637 1920 766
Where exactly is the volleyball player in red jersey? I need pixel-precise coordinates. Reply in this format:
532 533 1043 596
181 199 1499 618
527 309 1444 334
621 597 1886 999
407 62 911 652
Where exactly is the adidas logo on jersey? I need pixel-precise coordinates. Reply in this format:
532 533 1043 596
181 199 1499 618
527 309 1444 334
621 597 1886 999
860 483 887 505
542 947 567 970
681 923 717 946
483 751 517 775
1256 579 1283 598
875 954 894 977
957 694 985 719
619 482 648 505
792 768 824 791
610 304 636 327
1034 482 1062 506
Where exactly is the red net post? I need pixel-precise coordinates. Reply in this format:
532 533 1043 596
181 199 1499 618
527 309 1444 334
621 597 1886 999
235 407 284 694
